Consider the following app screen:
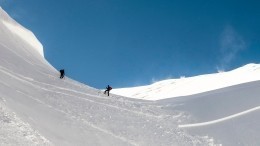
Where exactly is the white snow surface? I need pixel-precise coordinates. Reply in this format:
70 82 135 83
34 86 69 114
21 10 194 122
0 7 44 57
158 80 260 145
1 7 260 146
112 63 260 100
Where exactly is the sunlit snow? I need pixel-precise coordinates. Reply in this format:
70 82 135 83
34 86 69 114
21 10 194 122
112 64 260 100
1 6 260 146
0 7 44 57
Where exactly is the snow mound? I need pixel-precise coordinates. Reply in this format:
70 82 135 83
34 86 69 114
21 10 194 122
112 63 260 100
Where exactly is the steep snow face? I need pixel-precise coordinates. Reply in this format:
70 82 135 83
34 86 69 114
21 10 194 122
112 63 260 100
0 8 214 146
0 7 44 57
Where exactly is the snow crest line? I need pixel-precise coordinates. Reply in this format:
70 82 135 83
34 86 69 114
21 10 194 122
179 106 260 128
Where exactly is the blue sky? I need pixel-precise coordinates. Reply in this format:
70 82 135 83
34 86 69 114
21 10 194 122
1 0 260 88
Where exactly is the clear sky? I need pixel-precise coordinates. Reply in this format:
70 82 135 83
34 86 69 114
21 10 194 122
1 0 260 89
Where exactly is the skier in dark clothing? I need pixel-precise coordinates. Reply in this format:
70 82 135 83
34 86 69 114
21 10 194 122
104 85 112 96
60 69 65 79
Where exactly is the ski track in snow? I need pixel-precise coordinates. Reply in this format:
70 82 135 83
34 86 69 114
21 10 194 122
15 90 138 146
0 65 167 119
0 67 139 145
34 73 153 105
179 106 260 128
0 43 35 66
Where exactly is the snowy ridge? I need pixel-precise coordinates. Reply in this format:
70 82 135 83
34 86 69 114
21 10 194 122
0 7 44 57
112 63 260 100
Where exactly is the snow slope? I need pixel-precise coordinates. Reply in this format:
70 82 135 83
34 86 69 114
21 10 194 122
159 80 260 145
2 6 260 146
0 7 214 146
112 63 260 100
